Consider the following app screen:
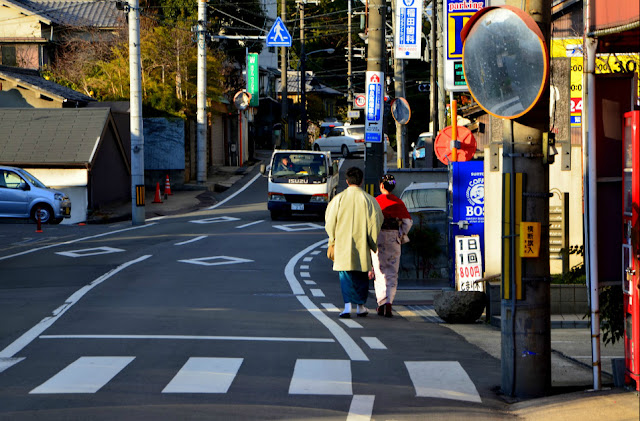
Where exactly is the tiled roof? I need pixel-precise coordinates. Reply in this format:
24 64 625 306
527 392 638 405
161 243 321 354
0 65 95 104
9 0 124 28
0 108 112 165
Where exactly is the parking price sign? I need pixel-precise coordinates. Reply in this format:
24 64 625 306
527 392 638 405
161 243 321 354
394 0 423 59
365 71 384 143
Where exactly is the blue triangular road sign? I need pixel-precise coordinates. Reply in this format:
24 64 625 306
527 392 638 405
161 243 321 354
266 17 292 47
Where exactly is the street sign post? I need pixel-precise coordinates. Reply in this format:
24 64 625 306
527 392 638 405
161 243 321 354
394 0 423 59
266 17 292 47
365 71 384 143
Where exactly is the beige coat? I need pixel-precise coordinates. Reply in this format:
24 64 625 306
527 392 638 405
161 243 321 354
325 185 383 272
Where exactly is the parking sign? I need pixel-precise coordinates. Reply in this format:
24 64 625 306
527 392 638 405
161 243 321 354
444 0 485 91
365 71 384 143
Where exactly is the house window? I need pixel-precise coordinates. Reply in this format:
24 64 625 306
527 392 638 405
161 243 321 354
1 46 16 66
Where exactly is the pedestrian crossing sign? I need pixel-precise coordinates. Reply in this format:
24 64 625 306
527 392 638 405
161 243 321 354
266 17 292 47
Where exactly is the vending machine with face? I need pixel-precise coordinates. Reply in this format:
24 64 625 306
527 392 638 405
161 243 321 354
622 110 639 391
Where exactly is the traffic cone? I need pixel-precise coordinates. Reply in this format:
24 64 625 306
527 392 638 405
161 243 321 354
153 182 163 203
164 174 173 196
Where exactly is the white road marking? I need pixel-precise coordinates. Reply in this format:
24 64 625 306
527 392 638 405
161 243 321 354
321 303 340 312
235 220 264 229
340 319 363 329
285 239 327 295
289 359 352 395
174 235 207 246
178 256 253 266
0 357 25 373
362 337 386 350
162 357 243 393
189 216 240 224
55 247 125 258
300 272 310 277
311 250 321 255
39 334 334 343
273 223 324 232
207 173 261 209
300 265 310 270
405 361 482 403
347 395 375 421
304 280 316 285
297 296 368 361
303 257 313 262
30 356 135 394
0 223 156 262
0 255 152 363
310 289 325 297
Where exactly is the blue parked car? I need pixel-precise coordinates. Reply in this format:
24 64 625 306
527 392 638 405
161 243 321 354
0 166 71 224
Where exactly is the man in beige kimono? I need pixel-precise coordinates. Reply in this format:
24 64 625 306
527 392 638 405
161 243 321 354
325 167 383 318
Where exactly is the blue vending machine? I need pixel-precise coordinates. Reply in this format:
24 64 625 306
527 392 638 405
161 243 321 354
450 161 485 289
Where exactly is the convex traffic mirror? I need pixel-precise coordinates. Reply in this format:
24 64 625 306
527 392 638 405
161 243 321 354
461 6 549 119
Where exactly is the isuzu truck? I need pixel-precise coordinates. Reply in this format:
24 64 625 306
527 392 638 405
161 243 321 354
260 150 339 220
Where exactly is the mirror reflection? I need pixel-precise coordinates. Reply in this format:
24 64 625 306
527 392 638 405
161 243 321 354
463 8 546 119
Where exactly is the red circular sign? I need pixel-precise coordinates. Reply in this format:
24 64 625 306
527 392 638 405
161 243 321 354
354 94 366 108
434 126 477 165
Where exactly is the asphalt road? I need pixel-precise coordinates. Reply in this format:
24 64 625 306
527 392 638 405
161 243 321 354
0 158 513 420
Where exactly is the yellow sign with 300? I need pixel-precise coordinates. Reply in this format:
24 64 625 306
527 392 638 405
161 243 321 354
551 39 640 127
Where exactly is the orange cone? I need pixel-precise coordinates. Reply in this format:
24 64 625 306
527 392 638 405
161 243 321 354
164 174 173 196
153 182 163 203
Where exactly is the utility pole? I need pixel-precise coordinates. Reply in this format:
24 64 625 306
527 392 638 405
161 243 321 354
500 0 552 398
196 0 207 183
128 0 144 225
436 0 445 132
429 0 438 136
299 1 306 150
280 0 289 148
347 0 353 119
364 0 385 193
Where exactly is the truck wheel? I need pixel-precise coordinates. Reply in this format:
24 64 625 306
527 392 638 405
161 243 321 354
270 210 280 220
341 145 350 158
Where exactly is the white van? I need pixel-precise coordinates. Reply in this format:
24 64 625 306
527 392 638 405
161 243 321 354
260 150 339 220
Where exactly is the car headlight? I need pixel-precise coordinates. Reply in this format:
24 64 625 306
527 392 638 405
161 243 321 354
269 192 286 202
310 194 328 203
54 193 66 201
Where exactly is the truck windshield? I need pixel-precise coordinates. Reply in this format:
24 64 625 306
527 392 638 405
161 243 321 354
271 153 328 182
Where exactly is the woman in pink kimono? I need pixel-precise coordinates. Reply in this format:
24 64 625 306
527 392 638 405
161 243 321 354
370 174 413 317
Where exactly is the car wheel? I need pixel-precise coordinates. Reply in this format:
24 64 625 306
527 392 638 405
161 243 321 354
31 204 53 224
313 144 321 151
341 145 350 158
270 210 280 221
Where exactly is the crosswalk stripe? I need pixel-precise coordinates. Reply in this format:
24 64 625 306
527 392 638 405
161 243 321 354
347 395 375 421
361 337 386 350
405 361 482 403
162 357 243 393
289 359 352 395
30 356 135 394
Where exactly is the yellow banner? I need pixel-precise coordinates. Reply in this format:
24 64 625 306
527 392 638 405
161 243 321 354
520 222 541 258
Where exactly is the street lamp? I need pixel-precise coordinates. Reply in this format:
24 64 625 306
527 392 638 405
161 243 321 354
300 48 335 149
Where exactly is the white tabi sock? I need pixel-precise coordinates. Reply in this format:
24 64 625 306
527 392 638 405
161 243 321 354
357 304 367 313
342 303 352 314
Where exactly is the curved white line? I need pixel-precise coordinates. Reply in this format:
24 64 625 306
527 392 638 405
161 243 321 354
207 173 262 210
286 239 369 362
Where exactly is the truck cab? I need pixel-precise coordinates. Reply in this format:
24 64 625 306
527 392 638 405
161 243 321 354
260 150 339 220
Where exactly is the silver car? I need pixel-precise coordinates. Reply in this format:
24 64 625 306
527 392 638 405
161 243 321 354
313 124 365 158
0 166 71 224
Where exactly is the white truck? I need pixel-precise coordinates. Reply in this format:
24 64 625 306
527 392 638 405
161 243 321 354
260 150 339 220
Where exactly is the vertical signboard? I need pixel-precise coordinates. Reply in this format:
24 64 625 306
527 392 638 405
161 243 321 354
444 0 485 91
455 235 484 291
365 71 384 142
451 161 485 286
394 0 423 59
247 53 259 107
